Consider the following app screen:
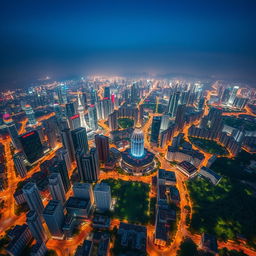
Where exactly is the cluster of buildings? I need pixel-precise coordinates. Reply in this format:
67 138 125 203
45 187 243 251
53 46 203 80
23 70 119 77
166 133 205 167
153 169 179 247
8 181 112 255
188 107 242 156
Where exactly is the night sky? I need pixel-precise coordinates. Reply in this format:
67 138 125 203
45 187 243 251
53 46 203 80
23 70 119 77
0 0 256 88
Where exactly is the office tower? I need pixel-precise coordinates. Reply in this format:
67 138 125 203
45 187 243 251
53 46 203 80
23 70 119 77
88 104 98 131
82 92 87 107
48 173 66 205
56 147 72 172
36 125 45 144
232 96 248 109
77 93 89 130
71 127 89 154
94 183 112 211
104 86 110 99
197 98 205 111
45 128 58 149
68 114 81 130
131 83 138 103
24 104 37 125
50 160 71 192
6 225 32 256
102 98 113 120
175 104 186 131
4 117 21 150
43 200 65 238
228 86 239 105
108 110 118 131
95 134 110 162
26 210 47 242
90 88 97 105
150 116 161 146
19 130 43 163
160 115 170 131
167 91 180 117
22 183 44 216
56 83 67 105
73 183 94 204
180 91 189 105
76 148 99 182
61 128 76 162
139 104 144 124
131 123 145 157
13 152 27 178
65 102 76 118
30 241 47 256
221 88 231 104
96 101 103 120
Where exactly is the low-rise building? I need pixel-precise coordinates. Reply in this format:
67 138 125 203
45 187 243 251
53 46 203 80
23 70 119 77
176 161 197 177
199 167 222 185
65 197 91 219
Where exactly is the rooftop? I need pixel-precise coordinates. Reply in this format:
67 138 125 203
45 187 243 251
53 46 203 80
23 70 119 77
43 200 60 215
66 197 90 209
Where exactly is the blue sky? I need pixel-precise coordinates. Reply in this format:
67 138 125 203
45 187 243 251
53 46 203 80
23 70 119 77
0 0 256 87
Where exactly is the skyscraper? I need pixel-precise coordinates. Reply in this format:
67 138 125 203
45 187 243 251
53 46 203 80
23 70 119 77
65 102 76 118
94 183 112 211
167 91 180 117
131 123 145 157
73 183 94 204
43 200 65 238
104 86 110 99
48 173 66 205
22 183 44 216
108 110 118 131
228 86 239 105
77 93 89 130
76 148 100 182
160 115 170 131
19 130 44 163
13 152 27 178
50 160 71 193
56 83 67 105
24 104 37 125
56 147 72 172
90 88 97 105
4 115 22 150
131 83 139 103
26 210 47 242
71 127 89 154
61 128 75 162
95 134 110 163
150 116 161 146
88 104 98 131
175 104 186 131
68 114 81 130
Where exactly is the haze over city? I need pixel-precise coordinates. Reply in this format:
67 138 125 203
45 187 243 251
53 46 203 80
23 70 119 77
0 1 256 256
1 0 256 88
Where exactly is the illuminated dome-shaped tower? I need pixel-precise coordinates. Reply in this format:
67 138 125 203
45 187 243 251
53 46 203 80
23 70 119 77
131 123 144 157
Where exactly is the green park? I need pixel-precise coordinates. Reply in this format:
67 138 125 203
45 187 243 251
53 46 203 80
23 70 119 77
101 179 150 224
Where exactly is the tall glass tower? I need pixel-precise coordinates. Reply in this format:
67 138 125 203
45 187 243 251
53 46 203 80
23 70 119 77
24 104 37 125
131 123 144 158
77 92 89 130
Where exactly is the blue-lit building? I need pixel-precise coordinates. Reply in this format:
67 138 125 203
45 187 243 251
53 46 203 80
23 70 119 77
130 123 145 158
121 124 155 175
24 104 37 126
